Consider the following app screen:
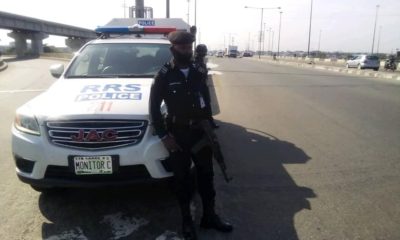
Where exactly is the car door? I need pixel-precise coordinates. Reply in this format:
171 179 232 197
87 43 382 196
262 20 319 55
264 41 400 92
348 56 356 67
353 56 362 67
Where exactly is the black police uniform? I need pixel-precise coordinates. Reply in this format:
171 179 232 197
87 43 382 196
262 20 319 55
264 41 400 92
150 59 216 220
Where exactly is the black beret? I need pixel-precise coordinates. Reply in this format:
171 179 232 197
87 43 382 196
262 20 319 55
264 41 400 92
168 31 195 45
195 44 208 54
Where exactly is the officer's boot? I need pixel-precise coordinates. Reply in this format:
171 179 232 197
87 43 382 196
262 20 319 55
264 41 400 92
200 201 233 232
180 204 198 240
182 216 197 240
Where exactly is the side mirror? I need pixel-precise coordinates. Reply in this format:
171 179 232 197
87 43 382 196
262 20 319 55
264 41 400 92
49 64 64 78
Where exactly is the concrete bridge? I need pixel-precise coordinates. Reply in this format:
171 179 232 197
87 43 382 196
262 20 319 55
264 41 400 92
0 11 97 57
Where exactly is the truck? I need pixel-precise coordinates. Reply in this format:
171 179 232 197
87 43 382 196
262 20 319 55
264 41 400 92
227 45 238 58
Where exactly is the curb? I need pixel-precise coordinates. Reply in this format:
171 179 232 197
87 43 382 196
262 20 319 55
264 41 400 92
39 56 72 62
250 58 400 81
0 59 8 72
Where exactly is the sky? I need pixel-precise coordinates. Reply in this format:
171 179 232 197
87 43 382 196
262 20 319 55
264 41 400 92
0 0 399 53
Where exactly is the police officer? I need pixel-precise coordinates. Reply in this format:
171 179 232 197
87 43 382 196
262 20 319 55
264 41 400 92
150 31 233 240
194 44 219 129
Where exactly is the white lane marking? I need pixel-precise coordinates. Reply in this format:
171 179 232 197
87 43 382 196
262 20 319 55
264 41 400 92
207 62 219 69
0 89 46 93
208 70 223 75
101 212 149 240
44 227 88 240
155 231 182 240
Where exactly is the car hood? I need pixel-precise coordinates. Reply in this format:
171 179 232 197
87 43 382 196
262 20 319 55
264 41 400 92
21 77 154 122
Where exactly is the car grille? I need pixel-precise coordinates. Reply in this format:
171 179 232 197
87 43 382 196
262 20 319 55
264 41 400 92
46 120 148 150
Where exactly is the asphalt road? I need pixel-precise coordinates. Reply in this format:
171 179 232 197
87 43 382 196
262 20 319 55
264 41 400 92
1 57 400 240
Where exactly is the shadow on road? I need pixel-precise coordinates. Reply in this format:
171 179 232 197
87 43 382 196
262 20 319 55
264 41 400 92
202 121 316 240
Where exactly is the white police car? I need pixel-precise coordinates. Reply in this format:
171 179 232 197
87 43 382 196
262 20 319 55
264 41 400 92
11 22 185 192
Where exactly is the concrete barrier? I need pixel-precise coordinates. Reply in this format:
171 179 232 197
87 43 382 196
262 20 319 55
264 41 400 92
41 52 74 60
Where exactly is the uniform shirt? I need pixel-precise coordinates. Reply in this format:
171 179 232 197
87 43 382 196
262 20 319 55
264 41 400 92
150 60 211 138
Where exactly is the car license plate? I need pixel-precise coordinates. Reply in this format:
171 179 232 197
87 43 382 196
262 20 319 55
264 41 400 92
73 156 113 175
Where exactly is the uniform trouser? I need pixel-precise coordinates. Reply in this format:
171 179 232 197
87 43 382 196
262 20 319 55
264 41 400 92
167 124 216 220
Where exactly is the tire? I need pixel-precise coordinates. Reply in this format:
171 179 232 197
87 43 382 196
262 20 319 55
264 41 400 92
373 68 379 71
357 64 362 70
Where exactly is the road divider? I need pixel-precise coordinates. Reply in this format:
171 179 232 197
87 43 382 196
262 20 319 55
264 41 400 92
249 57 400 81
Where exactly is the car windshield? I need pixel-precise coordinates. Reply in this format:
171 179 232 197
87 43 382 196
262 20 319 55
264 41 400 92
65 43 171 78
367 55 379 60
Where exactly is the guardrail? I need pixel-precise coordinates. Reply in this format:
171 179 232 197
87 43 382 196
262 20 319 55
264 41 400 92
247 56 400 81
264 56 399 71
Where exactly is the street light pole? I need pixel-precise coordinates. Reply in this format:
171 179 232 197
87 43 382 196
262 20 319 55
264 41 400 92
268 27 271 55
194 0 197 47
263 22 266 55
317 29 322 56
245 6 281 59
277 11 282 57
371 5 380 54
122 0 127 18
258 8 264 59
223 35 226 51
166 0 170 18
307 0 313 57
194 0 197 26
187 0 190 24
247 32 250 51
271 30 275 54
376 26 382 54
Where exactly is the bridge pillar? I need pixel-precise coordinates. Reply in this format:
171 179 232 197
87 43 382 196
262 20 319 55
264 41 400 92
31 32 48 56
65 37 90 50
8 31 28 58
8 31 48 58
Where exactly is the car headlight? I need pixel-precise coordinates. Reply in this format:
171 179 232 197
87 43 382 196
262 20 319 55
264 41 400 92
14 113 40 136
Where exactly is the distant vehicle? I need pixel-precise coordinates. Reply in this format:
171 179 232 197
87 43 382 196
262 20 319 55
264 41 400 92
346 54 380 71
242 51 253 57
227 45 238 58
384 55 397 71
216 51 224 58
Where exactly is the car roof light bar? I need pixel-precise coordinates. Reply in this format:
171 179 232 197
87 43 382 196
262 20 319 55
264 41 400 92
95 24 177 35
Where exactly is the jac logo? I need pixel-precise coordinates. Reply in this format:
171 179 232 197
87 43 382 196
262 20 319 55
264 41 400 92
71 129 117 142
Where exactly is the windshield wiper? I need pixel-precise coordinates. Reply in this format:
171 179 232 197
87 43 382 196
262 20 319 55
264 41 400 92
65 75 116 78
116 74 155 78
65 74 154 78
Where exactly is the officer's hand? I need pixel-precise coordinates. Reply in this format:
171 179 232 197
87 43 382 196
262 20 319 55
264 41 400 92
162 134 182 152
